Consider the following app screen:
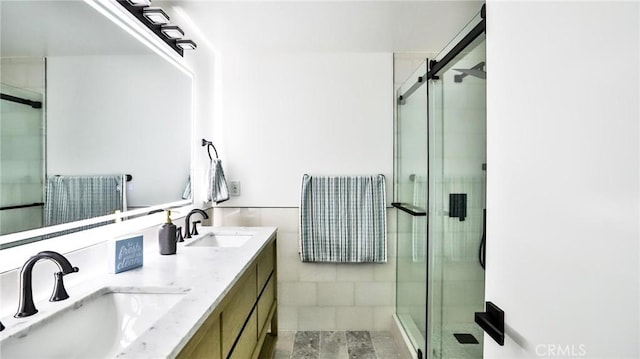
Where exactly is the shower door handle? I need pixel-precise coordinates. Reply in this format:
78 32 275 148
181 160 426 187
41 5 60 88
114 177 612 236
391 203 426 216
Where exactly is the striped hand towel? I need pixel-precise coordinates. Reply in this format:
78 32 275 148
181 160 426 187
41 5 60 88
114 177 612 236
207 158 229 204
299 174 387 263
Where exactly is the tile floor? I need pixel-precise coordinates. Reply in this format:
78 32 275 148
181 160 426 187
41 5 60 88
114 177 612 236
273 331 402 359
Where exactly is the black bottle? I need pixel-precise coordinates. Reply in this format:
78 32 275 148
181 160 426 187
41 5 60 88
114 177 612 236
159 210 177 255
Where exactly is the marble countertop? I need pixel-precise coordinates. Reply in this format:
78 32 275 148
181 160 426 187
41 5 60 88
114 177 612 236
0 226 277 358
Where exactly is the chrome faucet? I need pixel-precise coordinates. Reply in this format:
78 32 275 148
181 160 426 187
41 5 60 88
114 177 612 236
15 251 79 318
184 209 209 239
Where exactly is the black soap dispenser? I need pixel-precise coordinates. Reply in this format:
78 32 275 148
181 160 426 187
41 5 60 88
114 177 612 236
159 210 177 255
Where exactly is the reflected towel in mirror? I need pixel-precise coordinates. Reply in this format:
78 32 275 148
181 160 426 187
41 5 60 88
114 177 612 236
44 175 126 226
182 176 192 200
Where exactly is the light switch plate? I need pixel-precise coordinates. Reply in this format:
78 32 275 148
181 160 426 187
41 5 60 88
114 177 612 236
229 180 241 196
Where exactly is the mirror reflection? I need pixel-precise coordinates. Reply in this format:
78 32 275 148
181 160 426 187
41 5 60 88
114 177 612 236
0 0 192 245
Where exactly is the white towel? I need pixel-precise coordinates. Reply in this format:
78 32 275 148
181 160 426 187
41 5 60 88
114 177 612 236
207 158 229 204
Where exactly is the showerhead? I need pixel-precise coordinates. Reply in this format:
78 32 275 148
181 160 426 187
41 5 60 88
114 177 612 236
453 62 486 82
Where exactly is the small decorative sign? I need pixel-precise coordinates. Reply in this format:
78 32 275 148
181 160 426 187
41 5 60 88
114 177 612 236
111 235 144 273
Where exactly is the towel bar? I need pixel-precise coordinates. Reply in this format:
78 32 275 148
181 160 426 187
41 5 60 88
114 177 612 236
474 301 505 346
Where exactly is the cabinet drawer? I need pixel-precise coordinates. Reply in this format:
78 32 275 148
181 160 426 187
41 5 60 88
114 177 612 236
221 268 257 357
177 313 221 359
228 309 257 359
256 240 275 293
257 274 275 338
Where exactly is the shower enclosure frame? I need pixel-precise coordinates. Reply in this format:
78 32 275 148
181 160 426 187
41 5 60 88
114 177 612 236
395 5 486 359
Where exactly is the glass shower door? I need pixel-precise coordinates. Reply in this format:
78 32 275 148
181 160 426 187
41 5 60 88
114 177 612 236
395 14 486 359
395 60 428 356
427 33 486 359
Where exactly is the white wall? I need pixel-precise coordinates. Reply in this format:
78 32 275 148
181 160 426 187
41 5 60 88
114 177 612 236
211 51 395 331
486 1 639 358
46 55 191 207
214 52 394 207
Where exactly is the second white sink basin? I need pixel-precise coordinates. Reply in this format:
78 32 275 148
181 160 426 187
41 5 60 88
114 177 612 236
185 231 254 248
0 286 188 359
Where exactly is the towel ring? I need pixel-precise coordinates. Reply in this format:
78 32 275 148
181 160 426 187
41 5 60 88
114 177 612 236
201 138 219 160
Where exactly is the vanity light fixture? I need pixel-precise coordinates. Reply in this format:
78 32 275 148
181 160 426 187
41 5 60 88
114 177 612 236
142 7 170 25
161 25 184 39
117 0 197 56
176 39 197 50
126 0 151 6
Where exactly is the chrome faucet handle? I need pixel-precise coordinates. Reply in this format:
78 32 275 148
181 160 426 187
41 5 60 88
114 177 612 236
50 272 70 302
191 221 201 236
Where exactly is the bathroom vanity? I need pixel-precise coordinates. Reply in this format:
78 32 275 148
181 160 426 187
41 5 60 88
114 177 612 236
0 226 278 358
178 230 277 359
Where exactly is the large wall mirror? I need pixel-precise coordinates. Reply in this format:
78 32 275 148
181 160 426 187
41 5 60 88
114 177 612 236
0 0 193 248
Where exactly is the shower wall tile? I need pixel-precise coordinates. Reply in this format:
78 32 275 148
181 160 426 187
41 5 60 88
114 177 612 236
336 307 374 330
443 261 485 281
386 208 397 232
276 232 300 258
373 306 396 331
214 207 397 332
442 280 467 306
299 263 337 282
259 207 298 233
443 304 476 325
278 305 298 330
374 252 396 281
212 207 261 226
465 279 485 306
279 282 317 306
317 282 354 306
355 282 394 306
298 307 336 330
278 255 301 282
336 264 376 281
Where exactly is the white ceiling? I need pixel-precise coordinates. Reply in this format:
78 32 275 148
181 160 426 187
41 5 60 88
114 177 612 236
170 1 483 53
1 0 482 57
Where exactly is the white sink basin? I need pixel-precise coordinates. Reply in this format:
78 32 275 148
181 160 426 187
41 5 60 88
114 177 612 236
0 287 188 358
185 231 254 248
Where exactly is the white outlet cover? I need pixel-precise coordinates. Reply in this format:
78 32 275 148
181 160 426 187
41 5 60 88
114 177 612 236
229 180 240 196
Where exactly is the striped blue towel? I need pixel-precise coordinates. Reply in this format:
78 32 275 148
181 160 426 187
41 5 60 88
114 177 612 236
299 174 387 263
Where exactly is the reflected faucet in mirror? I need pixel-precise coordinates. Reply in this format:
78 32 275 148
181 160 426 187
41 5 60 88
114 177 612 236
15 251 79 318
184 209 209 239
